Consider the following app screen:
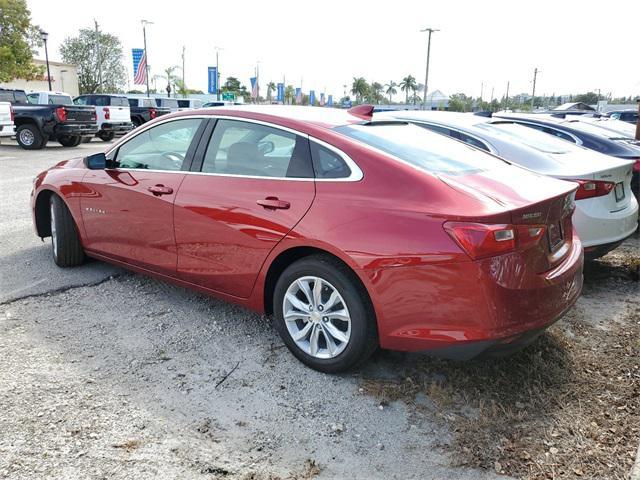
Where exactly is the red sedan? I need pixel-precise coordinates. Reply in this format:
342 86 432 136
31 106 583 372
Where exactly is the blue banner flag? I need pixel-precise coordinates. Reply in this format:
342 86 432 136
319 93 325 106
276 83 285 103
295 88 302 104
309 90 315 106
208 67 218 94
327 95 333 107
250 77 258 99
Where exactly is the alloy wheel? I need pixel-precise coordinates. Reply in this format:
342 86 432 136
282 276 351 359
20 129 35 146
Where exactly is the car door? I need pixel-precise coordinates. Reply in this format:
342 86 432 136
173 118 316 298
81 117 206 274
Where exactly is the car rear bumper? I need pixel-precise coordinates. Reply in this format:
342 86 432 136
55 123 99 136
574 195 639 248
0 124 15 137
371 234 584 358
100 122 134 135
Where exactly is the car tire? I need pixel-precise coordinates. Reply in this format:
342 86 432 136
273 255 378 373
132 118 142 128
16 124 46 150
98 132 115 142
50 194 85 267
58 135 82 147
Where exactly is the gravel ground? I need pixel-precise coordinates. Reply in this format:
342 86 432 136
0 140 502 479
1 139 637 479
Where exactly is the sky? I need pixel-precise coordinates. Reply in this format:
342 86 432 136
26 0 640 101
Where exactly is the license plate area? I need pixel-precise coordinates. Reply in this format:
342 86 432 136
547 220 564 252
614 182 625 202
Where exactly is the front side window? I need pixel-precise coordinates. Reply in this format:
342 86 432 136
114 119 202 171
27 93 39 104
201 119 313 178
335 122 506 175
74 96 87 105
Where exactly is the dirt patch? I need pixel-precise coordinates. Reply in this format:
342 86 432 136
362 236 640 479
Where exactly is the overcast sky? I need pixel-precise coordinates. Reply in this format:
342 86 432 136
27 0 640 100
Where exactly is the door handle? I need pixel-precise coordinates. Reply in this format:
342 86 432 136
257 197 290 210
148 184 174 196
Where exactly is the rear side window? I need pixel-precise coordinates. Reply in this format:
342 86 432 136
335 123 506 175
201 119 313 178
310 142 351 179
458 132 490 151
128 98 137 107
48 95 73 105
110 97 129 107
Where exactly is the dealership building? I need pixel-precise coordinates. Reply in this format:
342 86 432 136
1 59 80 97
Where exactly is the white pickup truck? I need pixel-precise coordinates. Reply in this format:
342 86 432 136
0 101 15 139
73 94 134 141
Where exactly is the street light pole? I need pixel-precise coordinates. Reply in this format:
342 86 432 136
214 46 223 101
141 20 153 98
40 30 52 91
420 27 439 111
94 20 102 93
531 67 539 111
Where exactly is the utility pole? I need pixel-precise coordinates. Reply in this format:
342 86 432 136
531 67 539 111
504 81 510 110
94 20 102 93
141 20 153 98
420 27 439 110
181 46 185 98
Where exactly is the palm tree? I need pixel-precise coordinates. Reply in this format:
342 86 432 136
284 85 295 104
159 66 180 97
266 81 276 102
385 81 397 103
351 77 369 103
399 75 417 104
370 82 384 104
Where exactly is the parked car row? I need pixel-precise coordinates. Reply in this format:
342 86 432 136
0 88 250 149
30 104 638 372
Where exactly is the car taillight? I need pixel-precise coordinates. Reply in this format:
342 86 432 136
444 222 546 260
55 107 67 122
573 179 615 200
149 107 157 119
9 105 14 122
632 158 640 172
103 107 110 120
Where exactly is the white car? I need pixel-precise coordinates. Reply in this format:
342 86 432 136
176 98 203 110
73 94 134 141
155 98 180 113
0 101 15 138
377 110 638 259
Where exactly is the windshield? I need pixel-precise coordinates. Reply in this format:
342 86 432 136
335 122 507 175
479 122 573 154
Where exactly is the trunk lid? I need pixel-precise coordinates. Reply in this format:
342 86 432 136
107 105 131 123
440 164 577 272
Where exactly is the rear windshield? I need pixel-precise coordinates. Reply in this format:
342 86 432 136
156 98 179 108
110 96 129 107
48 95 73 105
334 122 507 175
478 122 573 154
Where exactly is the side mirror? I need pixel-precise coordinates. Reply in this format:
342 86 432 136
258 140 275 155
85 152 107 170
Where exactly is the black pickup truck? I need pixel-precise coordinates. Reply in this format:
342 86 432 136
127 97 170 127
0 88 98 149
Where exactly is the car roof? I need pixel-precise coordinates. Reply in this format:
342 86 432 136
192 105 366 129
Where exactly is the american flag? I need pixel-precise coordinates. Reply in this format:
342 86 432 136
134 52 147 85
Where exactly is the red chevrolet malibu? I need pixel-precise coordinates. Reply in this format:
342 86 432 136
31 105 583 372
